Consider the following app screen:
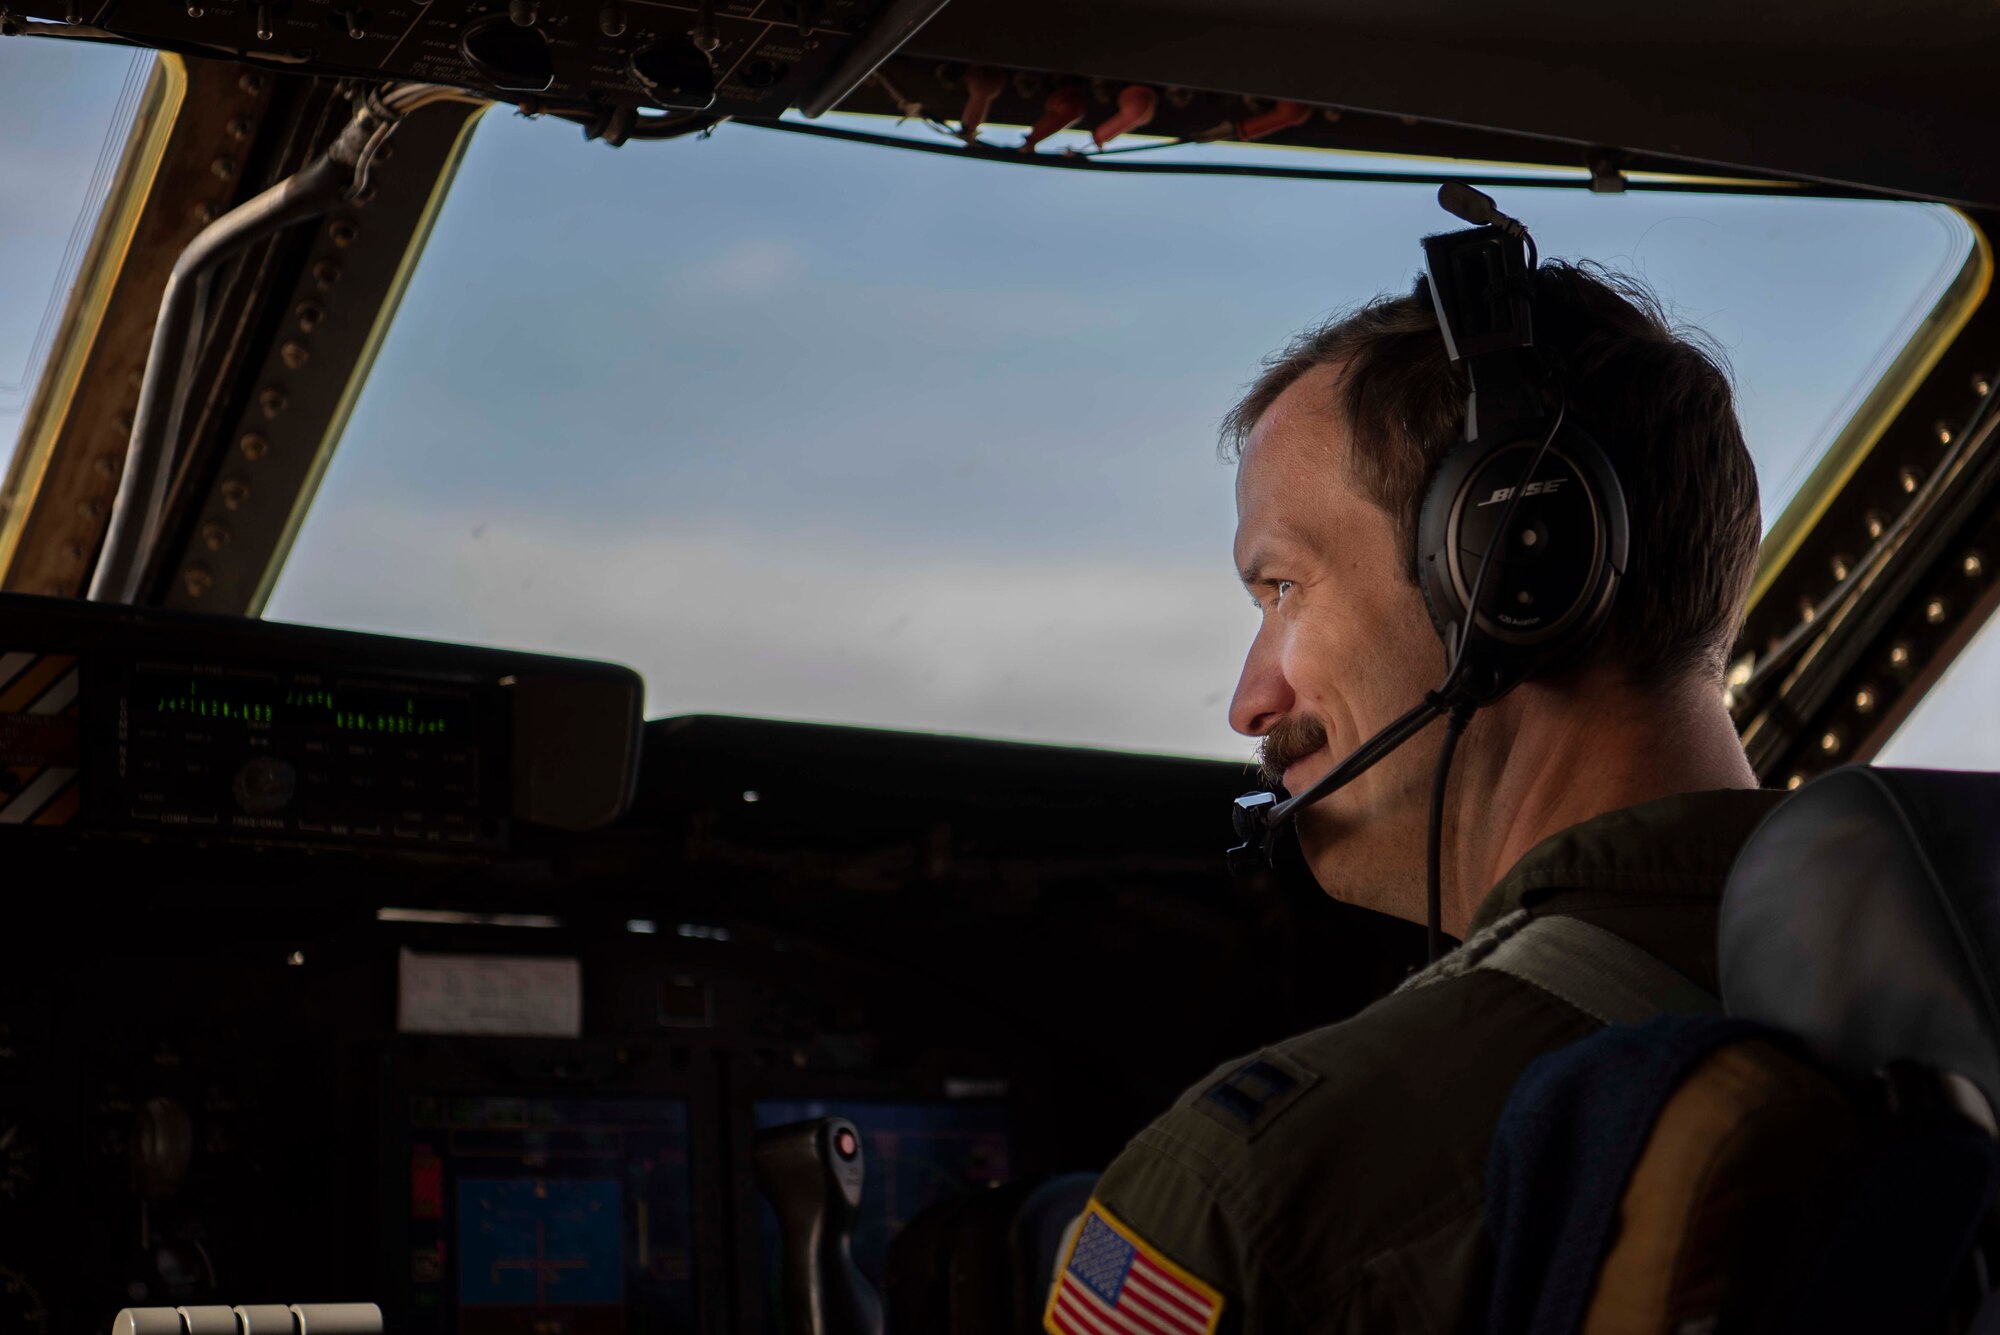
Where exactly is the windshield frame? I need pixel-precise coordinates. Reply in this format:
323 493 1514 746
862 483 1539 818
0 50 185 583
6 65 1999 774
1749 221 1992 610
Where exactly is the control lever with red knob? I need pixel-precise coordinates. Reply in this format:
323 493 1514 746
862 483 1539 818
1090 85 1159 148
753 1117 883 1335
1022 85 1088 152
957 66 1007 143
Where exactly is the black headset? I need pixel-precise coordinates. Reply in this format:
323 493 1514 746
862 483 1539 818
1227 184 1632 960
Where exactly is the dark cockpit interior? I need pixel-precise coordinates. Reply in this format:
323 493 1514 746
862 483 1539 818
0 592 1422 1333
7 2 2000 1333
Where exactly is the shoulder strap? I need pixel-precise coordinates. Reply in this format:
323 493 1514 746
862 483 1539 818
1477 913 1722 1025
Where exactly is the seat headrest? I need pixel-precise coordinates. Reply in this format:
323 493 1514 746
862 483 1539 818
1720 766 2000 1115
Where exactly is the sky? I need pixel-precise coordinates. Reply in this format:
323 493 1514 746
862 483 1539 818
5 38 1997 769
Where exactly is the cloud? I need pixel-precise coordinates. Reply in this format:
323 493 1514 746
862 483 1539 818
268 499 1259 762
672 239 808 296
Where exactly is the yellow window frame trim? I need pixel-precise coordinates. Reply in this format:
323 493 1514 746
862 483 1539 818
0 53 188 574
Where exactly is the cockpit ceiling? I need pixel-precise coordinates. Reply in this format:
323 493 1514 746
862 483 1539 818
30 0 2000 204
910 0 2000 206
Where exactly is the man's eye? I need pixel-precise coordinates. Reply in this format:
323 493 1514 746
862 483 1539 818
1275 580 1295 604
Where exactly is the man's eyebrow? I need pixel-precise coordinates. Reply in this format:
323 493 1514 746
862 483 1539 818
1238 559 1272 588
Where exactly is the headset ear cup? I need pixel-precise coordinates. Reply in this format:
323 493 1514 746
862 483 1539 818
1415 422 1628 693
1416 440 1484 652
1416 548 1457 657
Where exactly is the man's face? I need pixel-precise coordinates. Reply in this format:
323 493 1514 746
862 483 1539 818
1230 362 1449 899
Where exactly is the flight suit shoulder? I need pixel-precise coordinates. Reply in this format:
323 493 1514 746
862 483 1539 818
1085 967 1600 1332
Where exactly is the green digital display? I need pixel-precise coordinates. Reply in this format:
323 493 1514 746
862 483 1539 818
148 689 273 724
138 673 470 737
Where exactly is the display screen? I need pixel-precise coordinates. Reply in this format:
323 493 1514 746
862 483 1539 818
751 1098 1011 1327
407 1095 695 1335
136 672 474 735
116 664 495 845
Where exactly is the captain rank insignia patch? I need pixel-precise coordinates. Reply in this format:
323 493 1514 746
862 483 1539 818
1045 1199 1223 1335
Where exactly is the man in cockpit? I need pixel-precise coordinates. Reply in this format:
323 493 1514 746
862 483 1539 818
1044 264 1779 1333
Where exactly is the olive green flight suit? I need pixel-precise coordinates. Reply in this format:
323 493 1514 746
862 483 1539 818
1075 788 1786 1335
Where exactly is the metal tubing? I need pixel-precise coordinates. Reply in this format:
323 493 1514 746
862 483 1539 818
88 154 347 603
796 0 953 118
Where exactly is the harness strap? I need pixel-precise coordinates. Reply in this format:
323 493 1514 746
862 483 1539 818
1477 913 1722 1025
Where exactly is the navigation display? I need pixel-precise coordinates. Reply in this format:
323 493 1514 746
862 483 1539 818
407 1095 695 1335
751 1098 1011 1321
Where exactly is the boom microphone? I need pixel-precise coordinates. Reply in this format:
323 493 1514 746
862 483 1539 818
1225 694 1447 878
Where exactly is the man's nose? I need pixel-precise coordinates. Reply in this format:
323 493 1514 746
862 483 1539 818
1228 624 1294 737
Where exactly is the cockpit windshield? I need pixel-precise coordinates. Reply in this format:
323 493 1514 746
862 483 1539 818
218 109 1975 760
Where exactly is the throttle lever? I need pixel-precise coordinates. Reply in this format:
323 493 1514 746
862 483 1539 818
753 1116 884 1335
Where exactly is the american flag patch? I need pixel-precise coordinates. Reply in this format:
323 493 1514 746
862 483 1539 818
1044 1199 1223 1335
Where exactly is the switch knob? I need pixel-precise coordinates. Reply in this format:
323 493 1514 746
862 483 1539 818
460 14 555 92
629 37 717 112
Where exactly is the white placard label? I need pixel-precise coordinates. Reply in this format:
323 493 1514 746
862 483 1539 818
397 948 582 1036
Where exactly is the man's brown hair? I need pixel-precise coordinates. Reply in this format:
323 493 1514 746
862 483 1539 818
1222 260 1762 685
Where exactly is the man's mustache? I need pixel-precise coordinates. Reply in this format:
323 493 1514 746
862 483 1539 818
1258 714 1329 791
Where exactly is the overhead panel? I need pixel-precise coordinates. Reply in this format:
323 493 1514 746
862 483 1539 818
906 0 2000 206
33 0 944 135
18 0 2000 201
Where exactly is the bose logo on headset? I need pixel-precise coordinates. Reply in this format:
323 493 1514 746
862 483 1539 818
1475 478 1568 507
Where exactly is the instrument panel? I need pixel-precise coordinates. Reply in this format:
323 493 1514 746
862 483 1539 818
48 0 902 120
113 661 498 848
0 603 1421 1334
0 593 640 850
